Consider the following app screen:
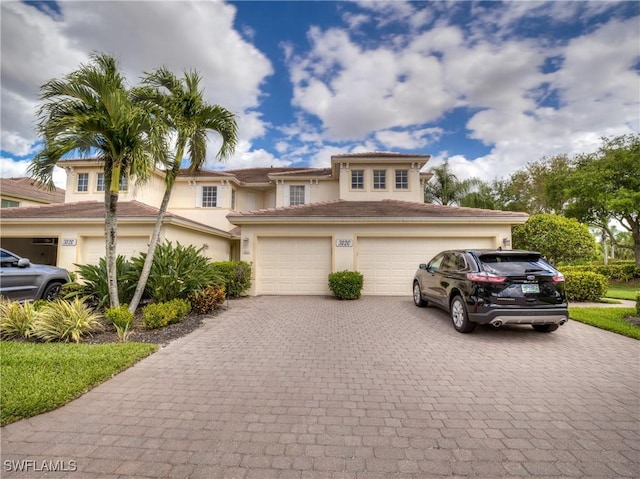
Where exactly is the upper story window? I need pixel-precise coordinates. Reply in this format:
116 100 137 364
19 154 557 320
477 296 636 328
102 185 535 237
201 186 217 207
373 170 386 190
395 169 409 190
96 172 128 192
1 199 19 208
351 170 364 190
289 185 305 206
96 173 105 192
76 173 89 192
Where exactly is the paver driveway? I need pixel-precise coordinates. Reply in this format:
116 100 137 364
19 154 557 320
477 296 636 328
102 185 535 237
1 296 639 478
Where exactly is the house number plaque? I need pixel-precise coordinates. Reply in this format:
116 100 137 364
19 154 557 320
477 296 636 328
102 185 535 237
335 239 353 247
62 238 77 246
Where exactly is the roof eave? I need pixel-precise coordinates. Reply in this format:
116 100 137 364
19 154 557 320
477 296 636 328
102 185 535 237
227 215 528 225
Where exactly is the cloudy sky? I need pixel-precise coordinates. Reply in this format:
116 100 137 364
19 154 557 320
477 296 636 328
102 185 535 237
1 0 638 187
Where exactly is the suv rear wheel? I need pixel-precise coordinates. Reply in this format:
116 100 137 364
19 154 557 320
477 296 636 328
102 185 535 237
413 282 427 307
450 295 476 333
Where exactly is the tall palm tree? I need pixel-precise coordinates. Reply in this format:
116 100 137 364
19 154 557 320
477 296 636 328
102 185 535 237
29 53 167 307
423 161 480 206
127 68 238 313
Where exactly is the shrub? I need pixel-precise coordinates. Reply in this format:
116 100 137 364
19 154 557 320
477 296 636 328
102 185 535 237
75 256 135 308
32 299 103 343
142 299 191 329
128 241 223 303
636 293 640 316
211 261 252 297
328 270 364 300
593 263 640 282
0 299 36 339
104 306 135 342
512 214 596 264
564 271 609 302
187 285 226 314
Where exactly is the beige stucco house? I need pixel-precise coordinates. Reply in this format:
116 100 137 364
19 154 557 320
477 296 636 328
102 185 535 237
0 152 528 296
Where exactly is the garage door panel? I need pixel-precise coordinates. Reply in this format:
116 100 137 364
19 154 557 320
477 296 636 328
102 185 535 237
358 237 495 296
257 237 331 295
82 236 148 265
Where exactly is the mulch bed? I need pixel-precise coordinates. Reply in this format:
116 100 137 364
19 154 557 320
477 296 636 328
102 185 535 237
83 309 224 346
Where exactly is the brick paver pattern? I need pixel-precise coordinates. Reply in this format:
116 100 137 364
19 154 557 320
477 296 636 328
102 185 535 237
1 296 639 478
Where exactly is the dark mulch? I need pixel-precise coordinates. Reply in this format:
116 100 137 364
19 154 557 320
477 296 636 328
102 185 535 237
84 308 224 346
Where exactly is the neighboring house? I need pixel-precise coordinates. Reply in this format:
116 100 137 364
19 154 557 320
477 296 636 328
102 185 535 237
0 177 65 208
0 152 528 295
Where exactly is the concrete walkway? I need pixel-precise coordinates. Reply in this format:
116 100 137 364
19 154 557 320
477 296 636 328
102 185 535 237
1 296 639 478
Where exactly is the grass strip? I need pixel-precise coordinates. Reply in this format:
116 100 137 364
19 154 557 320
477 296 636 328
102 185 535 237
569 307 639 340
0 341 157 426
606 283 640 301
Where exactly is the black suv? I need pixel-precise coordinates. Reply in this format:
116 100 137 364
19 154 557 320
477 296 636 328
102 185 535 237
413 249 568 333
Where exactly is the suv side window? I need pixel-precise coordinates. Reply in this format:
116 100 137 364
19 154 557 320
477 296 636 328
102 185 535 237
456 253 469 271
428 254 445 271
440 253 457 272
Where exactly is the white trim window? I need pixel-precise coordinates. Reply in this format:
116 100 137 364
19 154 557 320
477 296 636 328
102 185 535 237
288 185 306 206
351 170 364 190
96 173 105 192
76 173 89 192
201 186 217 207
395 169 409 190
119 175 128 192
373 170 386 190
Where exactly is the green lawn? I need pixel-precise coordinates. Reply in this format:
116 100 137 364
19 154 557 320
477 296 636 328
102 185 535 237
0 341 157 426
568 307 640 340
606 282 640 301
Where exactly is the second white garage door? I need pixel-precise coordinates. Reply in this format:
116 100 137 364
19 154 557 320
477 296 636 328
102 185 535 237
358 237 495 296
81 236 149 265
257 237 332 295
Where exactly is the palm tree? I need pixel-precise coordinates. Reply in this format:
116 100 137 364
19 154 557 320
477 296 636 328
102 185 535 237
127 68 238 313
423 161 480 206
29 53 167 307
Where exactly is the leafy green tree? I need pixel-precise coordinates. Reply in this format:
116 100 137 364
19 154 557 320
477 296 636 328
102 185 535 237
127 68 237 313
512 214 596 265
460 181 501 210
424 161 480 206
563 134 640 265
495 155 572 214
29 53 167 307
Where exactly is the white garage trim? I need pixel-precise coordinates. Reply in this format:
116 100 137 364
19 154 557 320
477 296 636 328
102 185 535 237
357 236 496 296
256 236 332 295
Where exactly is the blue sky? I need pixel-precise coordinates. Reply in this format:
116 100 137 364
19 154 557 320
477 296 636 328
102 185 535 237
1 1 638 187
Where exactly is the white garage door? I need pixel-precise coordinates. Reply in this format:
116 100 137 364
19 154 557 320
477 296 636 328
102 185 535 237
82 236 148 265
257 237 332 295
358 237 495 296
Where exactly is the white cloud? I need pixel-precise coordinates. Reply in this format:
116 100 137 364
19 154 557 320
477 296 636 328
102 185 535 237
375 127 443 150
0 1 273 161
0 157 66 188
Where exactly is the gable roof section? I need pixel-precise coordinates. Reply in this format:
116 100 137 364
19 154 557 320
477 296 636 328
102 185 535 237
228 200 528 224
178 167 329 184
0 201 235 237
0 177 65 204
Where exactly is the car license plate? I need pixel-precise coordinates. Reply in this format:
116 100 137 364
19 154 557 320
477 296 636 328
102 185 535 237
522 283 540 294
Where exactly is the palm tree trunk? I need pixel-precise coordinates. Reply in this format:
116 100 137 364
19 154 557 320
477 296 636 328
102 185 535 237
128 159 182 313
105 190 120 308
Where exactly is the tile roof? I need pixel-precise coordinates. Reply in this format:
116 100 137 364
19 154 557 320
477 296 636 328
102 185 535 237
0 201 233 237
0 177 65 204
179 167 332 184
228 199 529 220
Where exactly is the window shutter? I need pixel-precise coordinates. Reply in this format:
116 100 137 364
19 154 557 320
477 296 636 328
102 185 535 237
304 185 310 204
284 184 290 206
196 186 202 208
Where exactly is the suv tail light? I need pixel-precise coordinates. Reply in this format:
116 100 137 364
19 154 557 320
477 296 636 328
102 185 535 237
552 272 565 283
466 272 506 283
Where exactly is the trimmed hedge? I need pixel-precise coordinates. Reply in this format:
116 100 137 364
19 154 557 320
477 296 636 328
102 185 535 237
328 271 364 300
560 262 640 282
636 294 640 316
142 299 191 329
212 261 252 297
563 271 609 302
